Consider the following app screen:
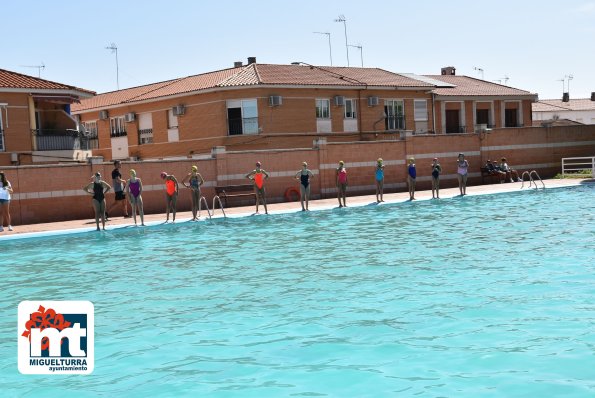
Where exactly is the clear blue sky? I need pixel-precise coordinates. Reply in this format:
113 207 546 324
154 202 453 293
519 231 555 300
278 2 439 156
2 0 594 99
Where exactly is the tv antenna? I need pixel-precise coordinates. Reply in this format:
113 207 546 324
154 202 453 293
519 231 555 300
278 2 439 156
105 42 120 90
473 66 484 80
347 44 363 67
313 32 333 66
20 62 45 78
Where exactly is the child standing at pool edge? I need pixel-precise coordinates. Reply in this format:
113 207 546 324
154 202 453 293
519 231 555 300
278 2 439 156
375 158 385 203
431 158 442 199
246 162 270 214
407 158 416 200
161 171 179 223
182 165 205 220
336 161 348 207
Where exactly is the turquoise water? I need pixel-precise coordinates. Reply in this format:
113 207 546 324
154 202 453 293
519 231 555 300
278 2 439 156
1 185 595 397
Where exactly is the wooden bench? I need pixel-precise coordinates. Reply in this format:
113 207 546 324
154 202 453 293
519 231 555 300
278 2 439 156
480 167 504 184
214 184 256 208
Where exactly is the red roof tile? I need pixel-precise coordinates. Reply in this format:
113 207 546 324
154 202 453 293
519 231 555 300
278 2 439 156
72 64 434 112
532 99 595 112
425 75 536 97
0 68 95 96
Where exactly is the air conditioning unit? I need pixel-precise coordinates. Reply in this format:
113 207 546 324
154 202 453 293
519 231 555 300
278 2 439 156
99 110 109 120
124 112 136 122
367 96 379 107
334 96 345 106
475 124 487 133
269 95 282 107
172 105 185 116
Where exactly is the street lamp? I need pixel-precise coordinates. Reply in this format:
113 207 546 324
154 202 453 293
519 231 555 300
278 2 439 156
105 42 119 90
348 44 363 67
313 32 333 66
334 15 349 66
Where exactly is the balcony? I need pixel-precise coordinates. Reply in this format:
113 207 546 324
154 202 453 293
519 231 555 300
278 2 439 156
385 115 406 131
446 125 467 134
34 129 96 151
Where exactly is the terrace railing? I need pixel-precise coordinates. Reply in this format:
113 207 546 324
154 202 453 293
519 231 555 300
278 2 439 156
34 129 95 151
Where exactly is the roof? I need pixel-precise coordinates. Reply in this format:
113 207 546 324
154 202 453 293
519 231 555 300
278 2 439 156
72 63 434 112
531 118 585 127
424 75 536 97
0 68 95 96
532 98 595 112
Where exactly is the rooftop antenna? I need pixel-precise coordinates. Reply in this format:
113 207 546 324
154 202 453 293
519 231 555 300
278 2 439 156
313 32 333 66
557 77 565 94
473 66 484 80
334 15 349 66
105 42 119 90
347 44 363 67
565 74 573 95
20 62 45 78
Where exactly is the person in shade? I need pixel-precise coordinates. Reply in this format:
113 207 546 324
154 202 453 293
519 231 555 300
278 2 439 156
83 172 111 231
375 158 385 203
336 160 348 207
106 160 129 219
0 171 14 232
407 158 417 200
182 165 205 220
125 169 145 226
294 161 314 211
499 157 521 182
431 158 442 199
457 153 469 195
246 162 270 214
160 171 179 223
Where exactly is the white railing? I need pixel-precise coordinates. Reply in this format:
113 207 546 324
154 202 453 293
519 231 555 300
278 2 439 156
198 196 212 219
562 156 595 178
212 195 226 218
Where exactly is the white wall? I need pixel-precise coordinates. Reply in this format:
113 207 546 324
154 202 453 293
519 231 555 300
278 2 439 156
533 109 595 124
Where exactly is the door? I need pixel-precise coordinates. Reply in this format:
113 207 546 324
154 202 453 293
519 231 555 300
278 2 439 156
505 109 518 127
445 110 460 134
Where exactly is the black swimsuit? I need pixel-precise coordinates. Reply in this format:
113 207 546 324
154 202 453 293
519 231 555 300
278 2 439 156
92 182 105 202
300 173 309 188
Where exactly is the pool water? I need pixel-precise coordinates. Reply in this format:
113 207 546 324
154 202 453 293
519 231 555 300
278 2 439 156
1 185 595 397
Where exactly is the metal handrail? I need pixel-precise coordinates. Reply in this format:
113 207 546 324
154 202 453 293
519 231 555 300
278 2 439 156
521 170 545 189
198 196 212 219
212 195 226 218
530 170 545 189
562 156 595 178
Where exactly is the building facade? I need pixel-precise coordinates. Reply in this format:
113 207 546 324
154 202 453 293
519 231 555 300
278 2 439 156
71 60 538 161
532 95 595 125
0 69 95 166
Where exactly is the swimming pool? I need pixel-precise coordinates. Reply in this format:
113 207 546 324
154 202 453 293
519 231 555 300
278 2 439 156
1 184 594 397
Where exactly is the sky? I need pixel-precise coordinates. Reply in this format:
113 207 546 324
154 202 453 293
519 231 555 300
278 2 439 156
1 0 595 99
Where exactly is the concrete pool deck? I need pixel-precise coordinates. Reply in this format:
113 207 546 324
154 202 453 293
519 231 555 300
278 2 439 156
1 178 593 239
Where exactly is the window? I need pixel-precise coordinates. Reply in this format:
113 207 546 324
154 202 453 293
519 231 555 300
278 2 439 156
0 107 4 151
168 109 178 129
344 99 357 119
316 99 330 119
110 116 126 137
227 99 258 135
414 100 428 121
82 121 98 137
82 120 98 150
138 113 153 144
384 100 405 130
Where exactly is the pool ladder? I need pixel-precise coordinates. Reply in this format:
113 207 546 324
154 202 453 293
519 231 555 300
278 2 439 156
520 170 545 189
198 195 226 219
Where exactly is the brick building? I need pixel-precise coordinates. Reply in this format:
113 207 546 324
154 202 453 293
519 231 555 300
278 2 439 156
71 60 537 162
0 69 95 166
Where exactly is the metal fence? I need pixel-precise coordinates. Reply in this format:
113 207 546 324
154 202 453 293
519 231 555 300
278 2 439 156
562 156 595 178
34 129 95 151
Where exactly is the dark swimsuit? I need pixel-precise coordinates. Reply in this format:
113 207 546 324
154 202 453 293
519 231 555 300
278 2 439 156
300 173 309 188
92 182 105 202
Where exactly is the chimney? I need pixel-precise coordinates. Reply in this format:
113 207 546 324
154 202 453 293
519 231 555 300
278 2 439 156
234 61 243 68
591 92 595 101
562 92 570 102
441 66 456 76
247 57 256 65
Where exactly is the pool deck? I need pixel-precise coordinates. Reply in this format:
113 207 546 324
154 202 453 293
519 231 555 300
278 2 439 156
1 178 593 239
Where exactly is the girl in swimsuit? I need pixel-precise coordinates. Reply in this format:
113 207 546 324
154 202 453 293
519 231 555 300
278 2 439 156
182 165 205 220
431 158 442 199
83 172 111 231
161 171 179 222
457 153 469 195
245 162 270 214
125 169 145 226
294 162 314 211
0 171 14 232
375 158 385 203
407 158 417 200
336 161 348 207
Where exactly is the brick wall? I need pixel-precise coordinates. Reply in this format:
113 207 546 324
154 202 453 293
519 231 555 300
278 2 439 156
1 125 594 226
